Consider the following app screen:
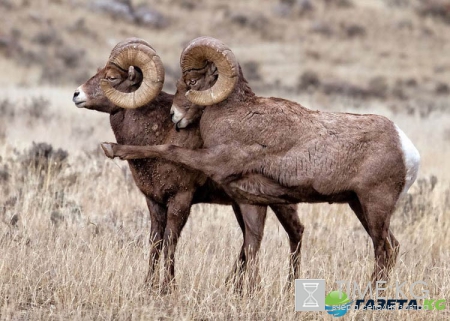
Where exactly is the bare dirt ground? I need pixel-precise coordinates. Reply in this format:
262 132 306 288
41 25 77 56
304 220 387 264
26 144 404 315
0 0 449 320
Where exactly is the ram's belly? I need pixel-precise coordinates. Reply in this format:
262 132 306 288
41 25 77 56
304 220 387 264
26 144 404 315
254 141 363 195
226 173 354 205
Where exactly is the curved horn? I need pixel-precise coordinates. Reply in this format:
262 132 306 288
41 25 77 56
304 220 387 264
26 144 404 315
109 37 156 59
180 36 239 106
100 39 164 109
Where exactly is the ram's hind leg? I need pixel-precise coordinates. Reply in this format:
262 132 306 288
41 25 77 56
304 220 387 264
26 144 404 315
144 198 167 289
387 230 399 269
225 202 247 287
235 204 267 294
270 204 303 286
357 188 400 282
349 197 399 280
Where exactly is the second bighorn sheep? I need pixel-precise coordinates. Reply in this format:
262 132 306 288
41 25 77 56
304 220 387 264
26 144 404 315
73 38 303 292
102 36 421 283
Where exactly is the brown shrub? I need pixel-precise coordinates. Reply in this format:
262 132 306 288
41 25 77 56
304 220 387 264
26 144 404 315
0 0 14 10
297 70 321 92
367 76 388 98
67 18 98 40
0 29 23 58
90 0 169 28
227 11 270 33
399 175 441 224
133 4 170 28
343 24 366 38
0 99 15 119
55 46 85 68
310 21 334 37
26 96 51 121
90 0 134 21
435 82 449 95
21 142 69 173
241 61 262 82
32 29 62 46
325 0 353 8
417 0 450 24
273 0 314 17
392 81 408 100
321 80 369 98
0 166 9 184
0 123 5 142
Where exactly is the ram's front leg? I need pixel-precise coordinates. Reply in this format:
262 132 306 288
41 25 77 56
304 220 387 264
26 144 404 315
102 142 163 161
144 198 167 290
161 191 194 294
101 142 259 184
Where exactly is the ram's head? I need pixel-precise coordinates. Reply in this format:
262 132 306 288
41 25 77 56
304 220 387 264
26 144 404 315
73 38 165 113
170 37 239 128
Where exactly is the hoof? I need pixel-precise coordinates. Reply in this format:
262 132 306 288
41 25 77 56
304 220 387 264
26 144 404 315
101 143 115 159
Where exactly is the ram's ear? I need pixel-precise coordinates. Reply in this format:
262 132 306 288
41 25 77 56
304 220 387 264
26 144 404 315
128 66 137 82
207 63 218 77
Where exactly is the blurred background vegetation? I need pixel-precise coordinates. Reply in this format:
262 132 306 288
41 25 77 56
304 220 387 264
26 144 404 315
0 0 449 100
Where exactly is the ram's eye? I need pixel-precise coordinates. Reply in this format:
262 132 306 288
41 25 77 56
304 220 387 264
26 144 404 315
107 76 117 81
189 79 197 86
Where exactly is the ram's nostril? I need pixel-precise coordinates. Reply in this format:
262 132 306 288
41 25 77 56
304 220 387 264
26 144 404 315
170 110 174 116
73 90 80 98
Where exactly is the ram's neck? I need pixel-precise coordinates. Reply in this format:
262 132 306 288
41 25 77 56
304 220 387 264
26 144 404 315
218 71 256 107
109 91 174 146
164 122 204 149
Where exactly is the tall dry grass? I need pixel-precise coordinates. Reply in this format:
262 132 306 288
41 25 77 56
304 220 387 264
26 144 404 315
0 87 449 320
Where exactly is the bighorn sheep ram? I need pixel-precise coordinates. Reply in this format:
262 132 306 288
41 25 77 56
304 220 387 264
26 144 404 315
102 36 421 282
73 38 302 291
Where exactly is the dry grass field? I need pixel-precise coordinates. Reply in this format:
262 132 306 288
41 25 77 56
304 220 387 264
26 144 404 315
1 0 450 320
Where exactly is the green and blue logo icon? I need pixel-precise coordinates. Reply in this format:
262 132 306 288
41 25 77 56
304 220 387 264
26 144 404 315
325 291 352 317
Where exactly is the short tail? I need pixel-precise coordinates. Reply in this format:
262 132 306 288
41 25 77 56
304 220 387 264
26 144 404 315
395 125 420 197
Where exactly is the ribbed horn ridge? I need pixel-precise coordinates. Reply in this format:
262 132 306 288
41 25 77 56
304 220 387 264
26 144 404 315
109 38 156 59
180 36 239 106
100 38 164 109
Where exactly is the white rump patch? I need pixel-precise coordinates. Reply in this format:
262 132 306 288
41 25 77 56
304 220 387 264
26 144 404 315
395 124 420 197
